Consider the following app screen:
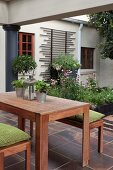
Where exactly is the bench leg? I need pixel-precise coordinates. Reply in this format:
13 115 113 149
30 121 33 137
0 152 4 170
25 143 31 170
98 124 103 153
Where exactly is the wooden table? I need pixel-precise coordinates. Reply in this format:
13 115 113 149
0 92 90 170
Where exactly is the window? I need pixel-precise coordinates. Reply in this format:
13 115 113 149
81 47 94 69
18 32 34 56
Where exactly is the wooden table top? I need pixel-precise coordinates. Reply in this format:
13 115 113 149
0 92 89 121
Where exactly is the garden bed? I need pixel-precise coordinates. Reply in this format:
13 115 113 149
48 75 113 117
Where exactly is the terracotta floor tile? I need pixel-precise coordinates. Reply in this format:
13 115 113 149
48 150 70 170
52 141 82 161
49 134 69 149
5 161 35 170
56 161 92 170
89 150 113 170
4 154 24 168
103 142 113 158
54 129 82 143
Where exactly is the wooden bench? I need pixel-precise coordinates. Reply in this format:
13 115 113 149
29 110 104 153
0 123 31 170
58 117 103 153
0 141 31 170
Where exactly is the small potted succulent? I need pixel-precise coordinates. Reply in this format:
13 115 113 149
35 80 49 103
11 79 26 98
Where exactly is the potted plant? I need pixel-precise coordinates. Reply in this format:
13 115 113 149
12 55 37 99
12 55 37 76
51 54 80 80
11 79 26 98
35 80 49 103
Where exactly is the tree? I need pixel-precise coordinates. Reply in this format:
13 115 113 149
12 55 37 75
89 11 113 59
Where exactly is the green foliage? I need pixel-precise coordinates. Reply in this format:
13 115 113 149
60 77 80 100
84 88 113 106
102 88 113 104
12 55 37 75
11 79 25 88
77 85 113 107
86 77 97 92
48 77 81 100
48 86 62 97
48 77 113 107
89 11 113 59
35 80 49 93
52 54 80 70
89 11 113 37
99 39 113 59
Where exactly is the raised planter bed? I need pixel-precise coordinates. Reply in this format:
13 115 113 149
94 103 113 116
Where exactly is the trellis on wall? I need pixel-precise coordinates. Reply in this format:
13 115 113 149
39 27 76 80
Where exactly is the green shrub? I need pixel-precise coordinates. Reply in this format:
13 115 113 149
81 87 113 107
48 76 113 107
48 86 62 97
87 77 97 92
61 77 80 100
48 77 80 100
52 54 80 71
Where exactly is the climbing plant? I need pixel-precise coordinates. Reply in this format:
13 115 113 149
89 11 113 59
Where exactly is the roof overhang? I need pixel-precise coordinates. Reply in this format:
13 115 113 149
0 0 113 26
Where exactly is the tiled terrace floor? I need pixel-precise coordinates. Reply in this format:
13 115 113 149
1 111 113 170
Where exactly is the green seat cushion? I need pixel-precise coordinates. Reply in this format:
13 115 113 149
69 110 105 123
0 123 30 147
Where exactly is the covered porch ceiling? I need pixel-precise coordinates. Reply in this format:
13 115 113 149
0 0 113 25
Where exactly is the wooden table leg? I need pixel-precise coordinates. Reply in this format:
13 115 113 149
82 106 90 167
18 117 25 131
35 115 49 170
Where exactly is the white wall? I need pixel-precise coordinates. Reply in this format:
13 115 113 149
20 20 99 83
99 58 113 87
20 20 80 80
80 26 100 84
0 26 5 92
